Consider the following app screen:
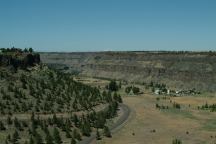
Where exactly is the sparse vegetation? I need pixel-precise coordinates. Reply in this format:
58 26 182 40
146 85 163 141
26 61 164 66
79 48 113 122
0 49 123 143
172 138 182 144
1 49 216 144
125 86 140 95
198 103 216 112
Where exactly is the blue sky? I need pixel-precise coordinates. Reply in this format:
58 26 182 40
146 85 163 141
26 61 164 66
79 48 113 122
0 0 216 52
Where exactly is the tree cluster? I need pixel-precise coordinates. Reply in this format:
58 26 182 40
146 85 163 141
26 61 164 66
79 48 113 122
198 103 216 112
125 86 140 95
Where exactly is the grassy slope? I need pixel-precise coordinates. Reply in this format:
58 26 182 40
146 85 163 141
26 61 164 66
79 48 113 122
0 66 122 143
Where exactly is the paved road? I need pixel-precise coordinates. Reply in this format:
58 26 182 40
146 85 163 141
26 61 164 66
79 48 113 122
79 103 131 144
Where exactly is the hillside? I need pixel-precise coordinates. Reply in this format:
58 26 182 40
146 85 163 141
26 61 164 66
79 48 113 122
0 49 122 144
40 51 216 92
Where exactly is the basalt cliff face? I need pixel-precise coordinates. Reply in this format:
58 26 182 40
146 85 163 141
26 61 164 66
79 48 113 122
40 52 216 92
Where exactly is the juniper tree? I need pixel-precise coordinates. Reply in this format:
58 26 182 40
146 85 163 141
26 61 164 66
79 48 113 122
108 80 118 91
7 116 13 125
94 112 106 128
45 133 53 144
29 136 34 144
132 86 140 94
5 140 9 144
11 130 19 144
172 139 182 144
96 129 101 140
73 129 81 141
113 92 118 101
53 127 62 144
65 119 71 131
22 121 28 128
125 86 132 94
14 117 22 130
53 114 58 124
103 126 111 138
72 114 79 127
0 121 6 130
71 137 76 144
66 129 72 138
35 132 43 144
6 134 11 142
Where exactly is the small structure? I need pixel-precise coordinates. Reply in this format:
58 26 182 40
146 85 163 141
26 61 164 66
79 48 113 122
129 89 133 95
176 90 180 94
154 89 160 95
167 89 170 95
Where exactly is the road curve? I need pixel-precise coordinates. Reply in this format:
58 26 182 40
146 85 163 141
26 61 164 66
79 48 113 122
79 103 131 144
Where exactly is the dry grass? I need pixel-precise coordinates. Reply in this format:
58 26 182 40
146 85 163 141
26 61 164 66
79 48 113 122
98 93 216 144
71 77 216 143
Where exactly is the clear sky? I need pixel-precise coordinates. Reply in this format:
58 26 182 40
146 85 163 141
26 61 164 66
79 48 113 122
0 0 216 52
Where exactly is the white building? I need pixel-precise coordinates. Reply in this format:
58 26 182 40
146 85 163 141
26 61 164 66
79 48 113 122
154 89 160 95
167 89 170 95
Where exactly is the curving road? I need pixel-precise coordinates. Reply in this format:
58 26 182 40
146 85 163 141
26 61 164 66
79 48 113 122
79 103 131 144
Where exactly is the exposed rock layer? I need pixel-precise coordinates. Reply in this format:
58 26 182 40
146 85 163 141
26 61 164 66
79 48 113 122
40 52 216 92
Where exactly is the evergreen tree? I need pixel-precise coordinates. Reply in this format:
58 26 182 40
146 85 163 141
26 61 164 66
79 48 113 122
11 130 19 144
71 137 76 144
94 112 106 128
118 81 122 89
172 139 182 144
53 114 58 125
72 114 79 127
29 136 34 144
22 121 28 128
0 121 6 130
29 48 34 53
113 92 118 101
53 127 62 144
132 86 140 94
96 129 101 140
105 91 113 102
45 133 53 144
31 112 35 123
65 119 71 131
6 134 11 142
103 126 111 138
108 80 118 91
66 129 72 138
7 116 13 125
31 121 37 136
125 86 132 94
117 94 123 103
35 132 43 144
24 48 28 53
14 117 23 131
5 140 9 144
73 129 81 141
81 119 91 136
